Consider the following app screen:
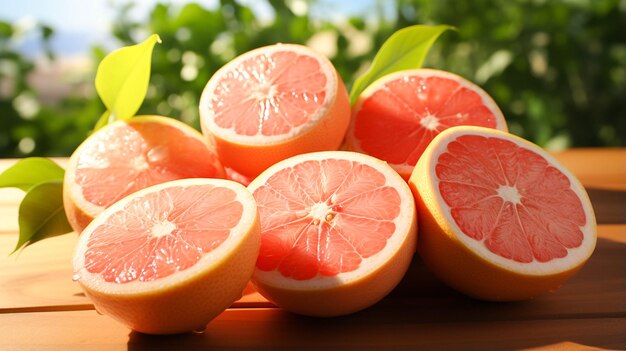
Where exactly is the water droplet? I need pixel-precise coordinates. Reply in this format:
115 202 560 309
313 219 320 225
325 213 335 222
147 146 167 163
331 204 343 212
192 326 207 334
549 286 562 293
132 155 149 171
72 273 81 282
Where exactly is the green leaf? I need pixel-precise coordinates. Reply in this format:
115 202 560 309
349 24 454 105
0 21 13 38
0 157 64 191
13 181 73 254
95 34 161 121
93 110 113 132
41 24 54 40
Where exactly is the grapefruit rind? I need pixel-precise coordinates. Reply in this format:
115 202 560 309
72 178 261 334
410 126 597 300
347 69 508 179
248 151 417 316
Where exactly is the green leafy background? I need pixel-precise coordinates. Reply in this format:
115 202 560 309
1 0 625 158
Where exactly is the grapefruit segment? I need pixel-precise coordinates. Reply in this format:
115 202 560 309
73 178 260 334
409 126 596 300
248 151 417 316
64 115 225 233
346 69 508 179
200 44 350 178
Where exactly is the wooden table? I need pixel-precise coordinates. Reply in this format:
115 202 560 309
1 149 625 350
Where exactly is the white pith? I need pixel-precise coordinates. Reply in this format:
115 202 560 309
72 178 258 295
150 220 176 239
199 43 338 146
497 185 522 205
424 126 597 275
420 113 441 131
248 151 416 290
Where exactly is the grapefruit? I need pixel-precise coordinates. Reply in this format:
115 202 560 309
409 126 597 301
72 178 261 334
224 167 253 187
199 43 351 179
63 115 225 233
346 69 508 180
248 151 417 317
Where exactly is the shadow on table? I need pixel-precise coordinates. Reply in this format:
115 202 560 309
586 187 626 225
125 235 625 351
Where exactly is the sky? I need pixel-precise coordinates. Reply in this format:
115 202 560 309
0 0 387 57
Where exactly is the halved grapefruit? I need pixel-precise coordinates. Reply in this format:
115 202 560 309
248 151 417 316
199 43 351 178
63 115 225 233
346 69 508 180
409 126 597 300
72 178 260 334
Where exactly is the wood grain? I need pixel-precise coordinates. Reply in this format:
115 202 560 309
0 234 87 312
552 148 626 191
1 225 623 319
0 188 23 234
0 310 624 351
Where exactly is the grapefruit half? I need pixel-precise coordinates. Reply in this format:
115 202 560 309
409 126 597 300
63 115 225 233
248 151 417 316
199 43 351 178
72 178 260 334
346 69 508 179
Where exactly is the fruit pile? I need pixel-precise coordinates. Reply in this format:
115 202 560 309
67 43 596 334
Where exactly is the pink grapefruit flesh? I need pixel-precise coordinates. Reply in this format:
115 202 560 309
347 69 507 179
437 133 586 263
64 115 225 233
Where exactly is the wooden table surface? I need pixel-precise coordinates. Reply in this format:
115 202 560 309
1 149 625 351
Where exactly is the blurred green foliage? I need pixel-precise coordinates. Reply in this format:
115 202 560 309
1 0 624 158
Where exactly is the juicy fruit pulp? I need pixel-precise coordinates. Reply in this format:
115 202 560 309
347 69 507 179
64 116 224 233
83 184 244 283
254 159 402 279
73 178 260 334
437 134 586 263
209 50 329 138
249 151 417 316
200 43 350 178
409 126 596 301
